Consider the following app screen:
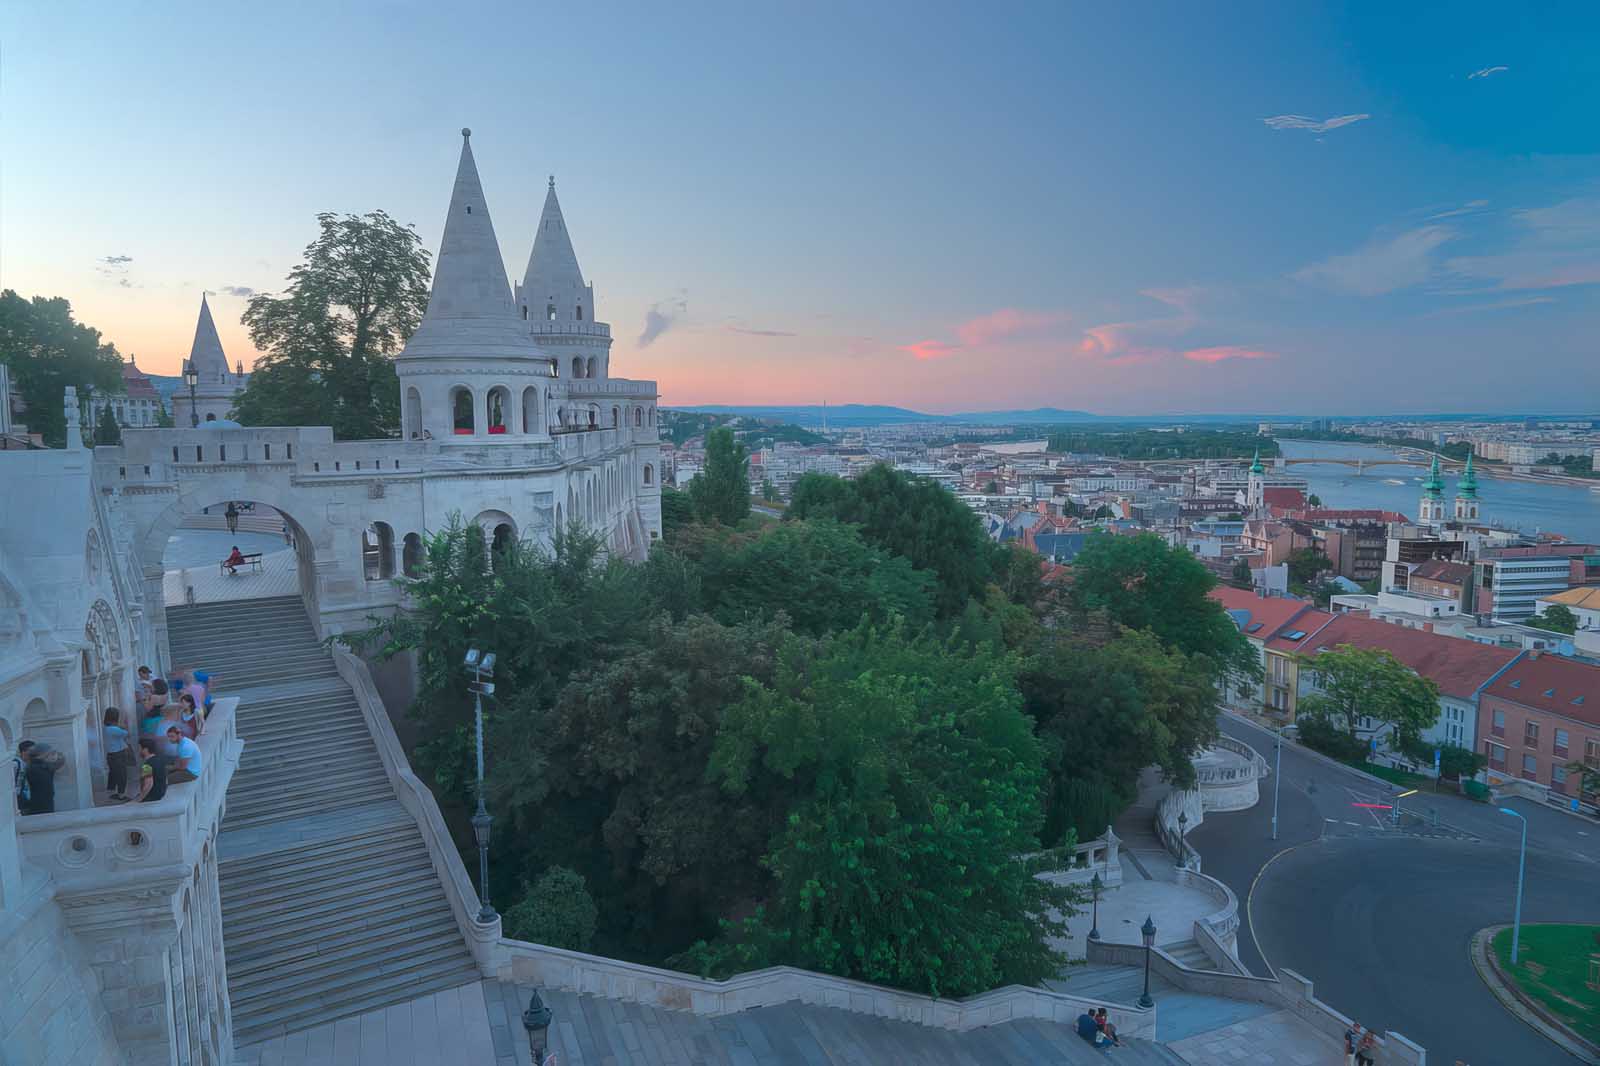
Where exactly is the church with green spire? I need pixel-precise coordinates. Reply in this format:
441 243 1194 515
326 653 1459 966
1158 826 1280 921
1418 455 1448 523
1454 452 1480 521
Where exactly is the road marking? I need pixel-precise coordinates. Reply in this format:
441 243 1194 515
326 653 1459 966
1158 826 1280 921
1344 821 1361 827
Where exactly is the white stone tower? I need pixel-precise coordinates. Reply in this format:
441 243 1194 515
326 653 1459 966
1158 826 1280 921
396 129 555 441
1246 448 1266 515
173 294 243 425
1419 455 1448 524
516 177 612 382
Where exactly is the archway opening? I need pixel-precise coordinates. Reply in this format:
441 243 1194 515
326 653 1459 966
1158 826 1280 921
571 357 584 380
586 357 598 379
403 532 424 577
452 387 475 434
634 407 643 427
486 387 510 434
363 522 396 581
522 386 540 435
159 500 315 611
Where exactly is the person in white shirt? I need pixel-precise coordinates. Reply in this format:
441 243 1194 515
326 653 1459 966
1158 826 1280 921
164 726 203 783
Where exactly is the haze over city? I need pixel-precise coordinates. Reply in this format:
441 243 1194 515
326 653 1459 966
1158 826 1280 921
5 1 1599 415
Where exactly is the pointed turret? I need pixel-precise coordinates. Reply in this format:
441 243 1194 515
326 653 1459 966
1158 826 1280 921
188 294 229 385
399 128 543 363
1249 448 1265 474
521 176 587 314
1422 455 1444 496
1457 453 1478 498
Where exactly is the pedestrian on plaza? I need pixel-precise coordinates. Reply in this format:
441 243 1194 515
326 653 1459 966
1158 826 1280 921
17 741 62 815
103 708 136 802
139 739 169 803
165 726 203 784
1344 1023 1361 1066
135 665 154 707
225 502 240 534
1356 1028 1378 1066
174 693 204 739
222 545 245 575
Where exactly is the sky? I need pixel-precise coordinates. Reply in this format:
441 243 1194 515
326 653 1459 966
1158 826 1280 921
4 2 1599 415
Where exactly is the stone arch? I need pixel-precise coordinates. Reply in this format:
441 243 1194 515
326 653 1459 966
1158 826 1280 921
486 386 511 434
403 532 424 578
451 386 476 434
85 527 103 583
634 407 643 427
612 405 620 429
363 522 396 581
571 357 584 379
643 463 654 486
522 387 540 434
81 599 125 793
405 387 423 438
586 357 598 379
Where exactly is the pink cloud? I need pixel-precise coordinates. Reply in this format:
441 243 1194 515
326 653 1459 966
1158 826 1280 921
1183 345 1278 364
954 308 1071 346
899 339 961 361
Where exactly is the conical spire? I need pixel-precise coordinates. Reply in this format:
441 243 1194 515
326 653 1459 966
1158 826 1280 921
188 294 229 384
1422 455 1443 496
400 129 543 362
1457 452 1478 498
521 176 590 321
1249 448 1264 475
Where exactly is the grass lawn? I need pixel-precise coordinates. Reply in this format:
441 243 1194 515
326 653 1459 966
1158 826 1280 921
1340 758 1430 789
1491 923 1600 1045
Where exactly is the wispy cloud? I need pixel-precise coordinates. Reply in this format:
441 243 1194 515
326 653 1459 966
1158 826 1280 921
953 308 1071 346
1445 195 1600 291
1293 225 1456 295
726 325 796 337
219 285 256 299
96 254 139 287
898 340 961 361
1262 113 1371 134
1468 66 1509 79
1183 346 1277 364
1426 199 1489 221
100 254 133 266
1424 296 1555 317
637 290 688 347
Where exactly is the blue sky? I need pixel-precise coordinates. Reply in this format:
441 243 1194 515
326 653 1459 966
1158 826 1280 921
3 1 1598 413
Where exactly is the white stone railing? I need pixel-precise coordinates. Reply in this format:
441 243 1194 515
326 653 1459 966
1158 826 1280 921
1155 787 1203 873
17 697 242 891
331 646 505 977
1036 826 1123 889
499 939 1156 1039
1173 867 1243 972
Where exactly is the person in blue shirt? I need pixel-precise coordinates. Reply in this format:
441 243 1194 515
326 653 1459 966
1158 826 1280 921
103 707 135 801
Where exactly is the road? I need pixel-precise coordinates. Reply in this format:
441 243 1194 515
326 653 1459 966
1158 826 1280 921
1188 713 1600 1064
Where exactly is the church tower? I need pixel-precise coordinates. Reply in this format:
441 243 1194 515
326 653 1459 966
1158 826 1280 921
173 294 244 425
1419 455 1447 524
396 129 554 441
1246 448 1266 514
516 177 612 383
1453 452 1480 522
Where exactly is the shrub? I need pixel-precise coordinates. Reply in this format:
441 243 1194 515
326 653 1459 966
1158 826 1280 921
1296 714 1367 762
502 865 598 952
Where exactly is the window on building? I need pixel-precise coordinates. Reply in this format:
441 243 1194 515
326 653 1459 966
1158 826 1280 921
576 305 583 320
547 304 557 321
1525 720 1540 746
1491 710 1505 738
1555 729 1570 759
452 387 475 434
1553 764 1568 791
1522 753 1538 780
522 305 529 320
643 464 653 486
1487 743 1507 771
1585 738 1600 770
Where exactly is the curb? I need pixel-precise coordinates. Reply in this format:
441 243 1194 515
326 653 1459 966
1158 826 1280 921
1468 925 1600 1064
1242 833 1323 981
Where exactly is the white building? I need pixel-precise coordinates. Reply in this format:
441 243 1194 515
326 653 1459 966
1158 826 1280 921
87 357 165 430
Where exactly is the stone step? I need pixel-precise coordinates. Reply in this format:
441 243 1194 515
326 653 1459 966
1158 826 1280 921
234 720 372 754
234 700 364 729
228 763 390 808
229 936 475 1014
227 913 462 983
231 959 482 1047
219 822 418 878
223 878 451 956
222 867 449 942
1167 939 1218 972
222 855 437 928
222 782 396 830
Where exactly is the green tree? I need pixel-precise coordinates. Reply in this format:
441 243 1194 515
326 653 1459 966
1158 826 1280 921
788 464 998 616
1438 744 1486 781
692 623 1071 998
658 486 696 540
232 211 430 438
1296 645 1441 751
761 478 778 502
1307 493 1323 507
0 291 124 447
1067 533 1257 680
93 404 122 446
503 866 598 951
1527 604 1578 635
1230 557 1253 588
702 519 936 635
1094 505 1116 519
1286 547 1331 587
689 427 751 525
985 479 1000 494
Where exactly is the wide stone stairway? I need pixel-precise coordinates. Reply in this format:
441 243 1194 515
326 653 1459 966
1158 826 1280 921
167 596 480 1048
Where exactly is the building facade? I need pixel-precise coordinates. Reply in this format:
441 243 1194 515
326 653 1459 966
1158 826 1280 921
88 358 166 430
1480 652 1600 805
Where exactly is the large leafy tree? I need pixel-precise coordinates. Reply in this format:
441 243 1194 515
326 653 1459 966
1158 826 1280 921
688 426 751 525
693 624 1072 998
94 404 123 446
788 464 999 616
1067 532 1257 680
0 291 124 446
1527 604 1578 635
1297 644 1441 751
232 211 430 438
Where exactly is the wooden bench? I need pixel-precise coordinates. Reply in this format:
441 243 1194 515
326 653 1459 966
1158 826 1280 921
220 553 264 575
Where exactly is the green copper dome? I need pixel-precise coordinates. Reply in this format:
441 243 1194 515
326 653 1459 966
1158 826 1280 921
1249 448 1264 475
1422 454 1444 497
1457 452 1478 498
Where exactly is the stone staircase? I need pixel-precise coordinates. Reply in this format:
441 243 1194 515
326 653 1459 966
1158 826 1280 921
166 596 480 1048
1164 939 1216 972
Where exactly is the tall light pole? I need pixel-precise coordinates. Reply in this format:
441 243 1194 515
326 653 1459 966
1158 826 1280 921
1499 807 1528 964
182 360 199 427
1088 873 1102 942
1271 726 1282 841
1138 915 1157 1009
465 648 498 924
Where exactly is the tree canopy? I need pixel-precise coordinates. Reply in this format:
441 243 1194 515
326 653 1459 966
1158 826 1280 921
0 291 125 447
688 426 751 525
1527 604 1578 635
1297 644 1441 751
232 210 430 438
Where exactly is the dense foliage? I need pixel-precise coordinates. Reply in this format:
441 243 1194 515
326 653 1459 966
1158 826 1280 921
1296 645 1441 752
688 426 752 525
232 211 431 438
94 404 123 446
1044 428 1275 460
1527 604 1578 634
0 291 125 447
353 487 1250 995
503 865 598 951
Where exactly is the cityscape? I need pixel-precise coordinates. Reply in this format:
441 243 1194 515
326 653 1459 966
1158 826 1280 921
3 5 1600 1066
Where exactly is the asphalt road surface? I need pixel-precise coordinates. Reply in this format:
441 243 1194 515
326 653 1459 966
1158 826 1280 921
1188 713 1600 1065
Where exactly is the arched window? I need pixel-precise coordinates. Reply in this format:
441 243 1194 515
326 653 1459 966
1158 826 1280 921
405 387 422 438
522 305 529 320
522 387 539 434
403 533 424 577
611 406 619 428
363 523 395 580
576 305 583 321
587 407 598 428
586 357 597 379
648 407 655 425
634 407 643 427
486 386 510 434
547 303 557 321
571 357 584 379
643 464 654 486
451 387 475 434
492 523 514 564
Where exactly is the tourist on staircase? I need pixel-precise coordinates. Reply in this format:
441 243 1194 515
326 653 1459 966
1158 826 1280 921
104 708 135 802
165 725 204 784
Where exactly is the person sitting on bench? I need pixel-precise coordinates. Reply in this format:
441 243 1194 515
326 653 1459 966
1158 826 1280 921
222 546 246 575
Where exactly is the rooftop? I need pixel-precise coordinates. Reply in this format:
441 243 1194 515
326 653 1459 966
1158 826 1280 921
1483 652 1600 725
1300 613 1520 699
1209 587 1313 641
1540 586 1600 611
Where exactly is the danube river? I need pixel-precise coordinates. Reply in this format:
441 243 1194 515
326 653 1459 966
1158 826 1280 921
1274 439 1600 544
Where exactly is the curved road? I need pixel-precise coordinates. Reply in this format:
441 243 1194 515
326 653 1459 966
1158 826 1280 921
1190 713 1600 1065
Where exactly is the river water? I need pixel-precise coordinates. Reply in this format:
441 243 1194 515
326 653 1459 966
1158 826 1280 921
1273 439 1600 544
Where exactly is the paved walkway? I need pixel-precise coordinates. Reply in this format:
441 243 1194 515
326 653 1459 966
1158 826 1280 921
1169 1009 1344 1065
234 980 501 1066
164 533 297 606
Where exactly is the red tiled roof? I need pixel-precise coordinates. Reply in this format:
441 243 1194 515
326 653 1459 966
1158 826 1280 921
1209 587 1313 641
1410 559 1471 585
1300 613 1519 700
1262 487 1306 512
1482 653 1600 727
1264 609 1337 651
121 360 160 400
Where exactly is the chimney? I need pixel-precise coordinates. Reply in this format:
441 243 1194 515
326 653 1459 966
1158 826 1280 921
1422 623 1433 633
1529 649 1541 660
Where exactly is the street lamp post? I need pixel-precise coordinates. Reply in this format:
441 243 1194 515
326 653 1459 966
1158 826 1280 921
1088 873 1102 942
1499 807 1528 964
522 989 553 1064
465 648 498 924
1176 810 1189 869
182 360 199 428
1138 916 1156 1009
1271 726 1282 841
